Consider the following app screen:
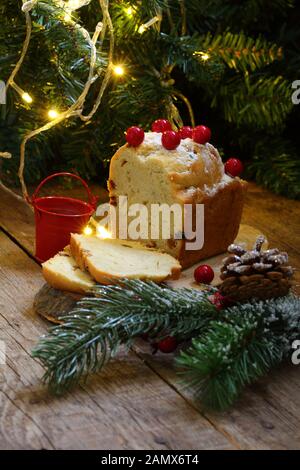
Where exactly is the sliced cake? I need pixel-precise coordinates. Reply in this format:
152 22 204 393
42 247 95 294
70 234 181 283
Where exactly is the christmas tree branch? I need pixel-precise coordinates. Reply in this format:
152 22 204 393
10 0 113 200
32 280 300 409
247 139 300 199
177 295 300 410
32 280 216 394
213 75 293 128
0 2 33 164
202 31 283 72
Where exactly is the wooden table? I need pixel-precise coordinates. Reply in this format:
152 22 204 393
0 182 299 450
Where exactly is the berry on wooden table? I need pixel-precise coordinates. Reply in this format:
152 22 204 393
126 126 145 147
224 158 244 177
161 130 181 150
178 126 193 139
157 336 178 353
192 125 211 144
152 119 172 133
194 264 214 284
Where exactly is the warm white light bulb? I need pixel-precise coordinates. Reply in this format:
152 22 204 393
48 109 59 119
125 6 133 16
22 92 33 104
113 65 125 76
138 25 146 34
64 12 72 23
96 225 112 239
194 51 210 61
201 53 210 61
83 225 93 236
67 0 83 9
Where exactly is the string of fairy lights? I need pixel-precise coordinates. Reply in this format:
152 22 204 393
0 0 210 200
4 2 166 121
0 0 115 200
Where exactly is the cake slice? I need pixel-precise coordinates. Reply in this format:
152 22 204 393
42 247 95 294
70 234 181 283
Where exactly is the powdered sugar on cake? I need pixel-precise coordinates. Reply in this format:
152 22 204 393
136 131 230 197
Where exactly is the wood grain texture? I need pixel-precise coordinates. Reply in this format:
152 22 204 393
0 231 232 450
134 346 300 450
1 181 300 450
243 183 300 294
137 182 300 450
0 184 35 255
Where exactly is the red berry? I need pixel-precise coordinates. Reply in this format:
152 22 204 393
194 264 214 284
157 336 178 353
152 119 172 133
178 126 193 139
192 125 211 144
126 126 145 147
224 158 244 177
209 292 226 310
209 292 235 310
161 131 181 150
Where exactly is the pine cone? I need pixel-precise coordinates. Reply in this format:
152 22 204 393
219 236 294 302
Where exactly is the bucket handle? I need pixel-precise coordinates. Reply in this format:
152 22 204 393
29 172 98 208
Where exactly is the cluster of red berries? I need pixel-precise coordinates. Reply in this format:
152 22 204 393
193 264 235 310
144 264 234 354
146 293 233 354
125 119 211 151
153 119 212 150
125 119 243 177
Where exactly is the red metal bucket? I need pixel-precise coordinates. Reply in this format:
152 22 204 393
29 172 98 262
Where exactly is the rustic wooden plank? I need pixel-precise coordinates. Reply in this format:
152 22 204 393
1 181 300 449
243 183 300 253
242 183 300 294
0 230 233 450
135 181 300 450
135 347 300 450
0 184 36 255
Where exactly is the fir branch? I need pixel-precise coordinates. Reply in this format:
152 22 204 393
1 0 299 200
177 295 300 410
163 33 226 84
247 139 300 199
32 280 216 394
202 31 283 73
213 75 293 128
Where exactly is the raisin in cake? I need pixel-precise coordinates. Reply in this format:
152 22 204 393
108 131 246 269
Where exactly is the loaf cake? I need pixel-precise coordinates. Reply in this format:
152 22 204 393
108 131 246 268
42 247 95 294
70 234 181 283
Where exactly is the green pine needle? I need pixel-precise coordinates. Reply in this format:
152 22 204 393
247 141 300 199
176 295 300 410
32 278 300 411
1 0 299 197
32 280 216 395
